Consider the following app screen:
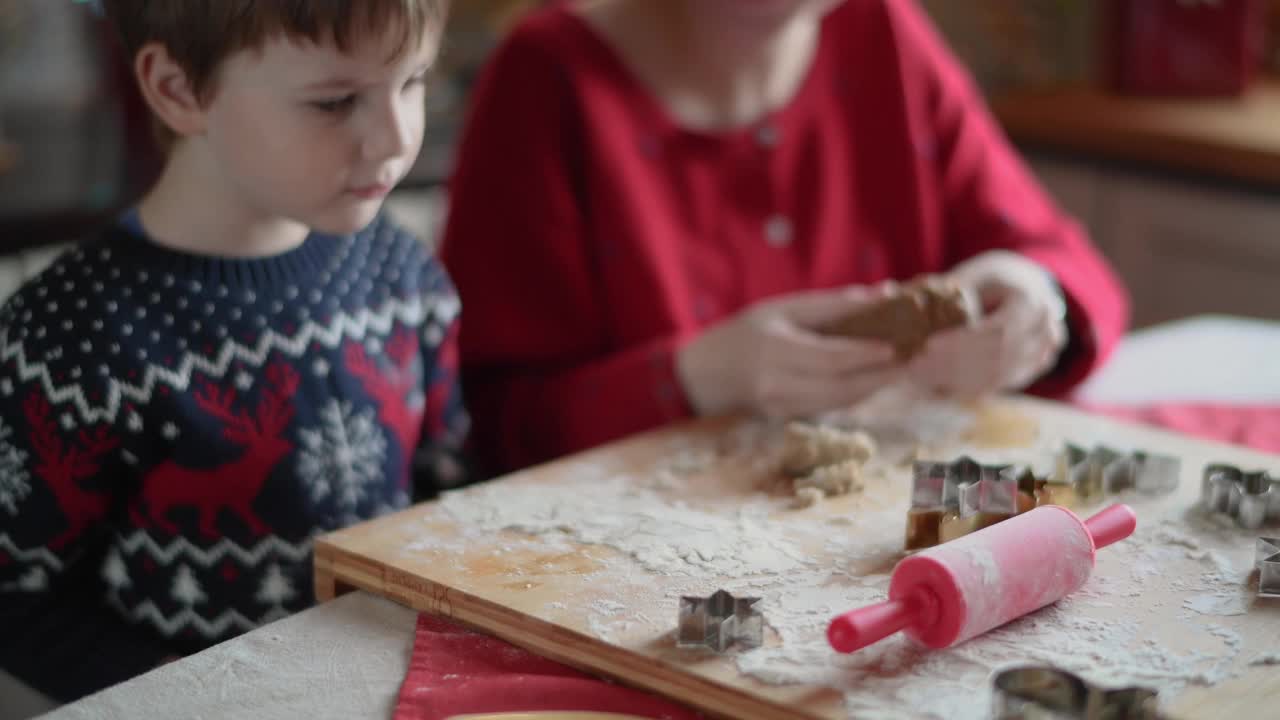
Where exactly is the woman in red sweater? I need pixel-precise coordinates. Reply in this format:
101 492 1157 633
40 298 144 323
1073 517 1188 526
441 0 1129 474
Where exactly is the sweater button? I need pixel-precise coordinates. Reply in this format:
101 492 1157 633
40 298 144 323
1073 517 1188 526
755 124 779 148
764 214 793 247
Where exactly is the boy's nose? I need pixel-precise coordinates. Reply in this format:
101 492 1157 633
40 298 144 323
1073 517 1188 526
362 100 416 162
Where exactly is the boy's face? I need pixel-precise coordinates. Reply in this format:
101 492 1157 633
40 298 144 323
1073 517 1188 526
198 25 439 235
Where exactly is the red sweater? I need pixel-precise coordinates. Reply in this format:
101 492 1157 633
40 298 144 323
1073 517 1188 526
441 0 1129 474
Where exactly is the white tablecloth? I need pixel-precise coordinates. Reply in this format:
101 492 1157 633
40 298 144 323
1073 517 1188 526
16 592 416 720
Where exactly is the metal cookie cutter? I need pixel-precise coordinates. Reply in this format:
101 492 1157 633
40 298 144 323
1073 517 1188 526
1054 444 1181 502
1201 464 1280 529
992 666 1163 719
676 590 762 652
905 457 1025 550
1258 537 1280 598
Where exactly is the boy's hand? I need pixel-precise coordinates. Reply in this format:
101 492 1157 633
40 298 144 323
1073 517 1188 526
676 286 903 418
908 250 1067 396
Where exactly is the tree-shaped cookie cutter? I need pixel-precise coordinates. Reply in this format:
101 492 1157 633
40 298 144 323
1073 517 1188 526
992 665 1163 719
1258 537 1280 598
676 590 762 652
1202 464 1280 529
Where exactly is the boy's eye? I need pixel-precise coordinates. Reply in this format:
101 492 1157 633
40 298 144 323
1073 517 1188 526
309 94 357 114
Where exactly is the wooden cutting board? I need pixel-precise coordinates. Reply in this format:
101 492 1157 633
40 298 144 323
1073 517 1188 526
313 395 1280 719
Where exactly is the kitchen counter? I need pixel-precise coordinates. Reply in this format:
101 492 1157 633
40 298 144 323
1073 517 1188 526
991 80 1280 188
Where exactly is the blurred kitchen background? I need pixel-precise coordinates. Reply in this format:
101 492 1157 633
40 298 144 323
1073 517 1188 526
2 0 1280 331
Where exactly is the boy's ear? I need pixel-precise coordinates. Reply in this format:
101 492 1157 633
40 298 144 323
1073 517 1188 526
133 42 206 137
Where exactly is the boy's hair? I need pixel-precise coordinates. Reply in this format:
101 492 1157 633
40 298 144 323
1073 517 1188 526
102 1 445 144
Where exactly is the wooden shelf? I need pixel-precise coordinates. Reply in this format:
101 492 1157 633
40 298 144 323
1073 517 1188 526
991 81 1280 188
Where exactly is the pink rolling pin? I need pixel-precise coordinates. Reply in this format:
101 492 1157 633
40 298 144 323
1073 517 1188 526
828 503 1136 653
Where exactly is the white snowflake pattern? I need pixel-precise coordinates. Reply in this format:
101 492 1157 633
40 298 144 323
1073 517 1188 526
235 371 254 390
59 413 75 430
162 422 180 440
128 411 144 432
0 418 31 514
296 400 387 518
121 449 138 465
0 378 12 396
312 358 330 377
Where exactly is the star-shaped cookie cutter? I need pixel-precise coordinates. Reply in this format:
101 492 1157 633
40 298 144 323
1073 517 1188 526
1258 537 1280 598
1202 464 1280 529
676 589 762 652
1053 444 1181 500
992 665 1163 719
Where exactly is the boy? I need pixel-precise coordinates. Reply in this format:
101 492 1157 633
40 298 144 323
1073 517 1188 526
0 0 463 702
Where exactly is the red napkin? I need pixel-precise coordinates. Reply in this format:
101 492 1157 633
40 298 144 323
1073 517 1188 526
393 614 704 720
1083 402 1280 453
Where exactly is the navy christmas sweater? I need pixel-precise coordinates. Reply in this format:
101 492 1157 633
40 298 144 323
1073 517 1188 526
0 212 468 700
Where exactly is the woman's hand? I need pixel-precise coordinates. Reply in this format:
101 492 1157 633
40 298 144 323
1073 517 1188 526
676 285 903 418
908 250 1067 397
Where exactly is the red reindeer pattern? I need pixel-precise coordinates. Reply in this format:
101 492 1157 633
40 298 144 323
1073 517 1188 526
345 330 425 474
133 363 299 538
25 393 120 550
